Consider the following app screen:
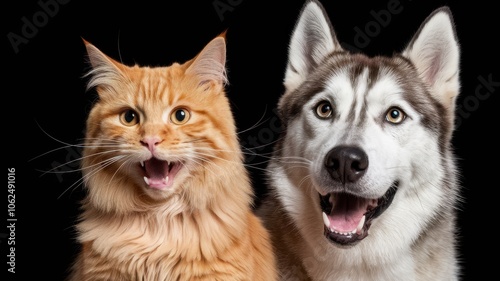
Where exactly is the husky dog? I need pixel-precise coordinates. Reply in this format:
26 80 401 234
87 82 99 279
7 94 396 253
257 0 462 280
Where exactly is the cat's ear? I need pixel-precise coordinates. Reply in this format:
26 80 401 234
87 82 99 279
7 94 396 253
185 34 228 88
402 7 460 116
284 0 342 94
82 38 128 93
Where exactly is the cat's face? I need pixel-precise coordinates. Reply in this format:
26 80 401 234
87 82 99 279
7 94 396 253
81 36 240 209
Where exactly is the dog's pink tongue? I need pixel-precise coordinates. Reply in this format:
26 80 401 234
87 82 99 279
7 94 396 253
329 194 368 232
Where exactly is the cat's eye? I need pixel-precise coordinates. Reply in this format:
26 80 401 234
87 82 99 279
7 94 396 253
385 107 406 124
170 108 191 125
119 109 139 126
315 101 333 119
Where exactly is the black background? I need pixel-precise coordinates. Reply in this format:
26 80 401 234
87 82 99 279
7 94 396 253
4 0 498 280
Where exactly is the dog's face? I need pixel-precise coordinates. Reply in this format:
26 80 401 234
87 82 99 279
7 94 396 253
273 0 459 247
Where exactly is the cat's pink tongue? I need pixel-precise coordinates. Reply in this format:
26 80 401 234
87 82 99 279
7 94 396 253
143 158 172 190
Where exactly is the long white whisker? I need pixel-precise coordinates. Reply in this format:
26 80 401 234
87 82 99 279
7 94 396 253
58 155 126 199
106 155 134 187
236 105 270 135
37 149 133 177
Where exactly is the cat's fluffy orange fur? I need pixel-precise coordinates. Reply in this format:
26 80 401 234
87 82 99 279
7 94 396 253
68 34 277 281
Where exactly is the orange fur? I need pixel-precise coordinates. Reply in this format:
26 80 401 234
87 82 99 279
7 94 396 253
68 35 277 281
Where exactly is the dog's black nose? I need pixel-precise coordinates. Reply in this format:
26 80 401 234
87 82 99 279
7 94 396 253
324 146 368 184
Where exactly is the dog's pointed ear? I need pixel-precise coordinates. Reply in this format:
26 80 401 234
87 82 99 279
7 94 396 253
283 0 342 94
402 7 460 118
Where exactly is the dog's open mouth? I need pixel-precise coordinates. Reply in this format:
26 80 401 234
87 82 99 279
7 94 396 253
320 182 398 246
140 157 182 190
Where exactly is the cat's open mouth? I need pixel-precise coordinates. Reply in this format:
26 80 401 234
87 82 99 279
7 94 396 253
140 157 182 190
319 182 397 246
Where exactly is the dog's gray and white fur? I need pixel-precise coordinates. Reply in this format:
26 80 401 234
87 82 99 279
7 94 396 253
257 1 462 280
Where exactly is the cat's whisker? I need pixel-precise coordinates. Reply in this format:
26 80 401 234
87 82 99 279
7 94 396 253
243 151 311 168
34 120 80 147
194 150 247 167
235 105 271 135
31 135 129 164
194 146 241 154
30 143 82 162
190 142 274 161
187 156 222 178
183 148 244 177
57 175 86 200
58 155 127 199
193 150 273 174
190 141 312 173
106 155 135 187
79 137 125 144
183 140 275 167
240 137 282 153
37 148 134 177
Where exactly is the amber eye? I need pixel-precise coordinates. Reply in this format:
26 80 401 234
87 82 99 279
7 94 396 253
170 108 191 125
315 101 333 119
119 109 139 126
385 107 406 124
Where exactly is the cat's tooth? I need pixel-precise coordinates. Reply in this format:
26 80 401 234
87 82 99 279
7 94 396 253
356 215 366 234
143 176 149 185
322 212 330 228
165 176 169 183
140 161 144 167
167 160 170 166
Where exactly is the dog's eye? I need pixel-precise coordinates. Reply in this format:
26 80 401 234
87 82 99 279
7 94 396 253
119 109 140 126
315 101 333 119
385 107 406 124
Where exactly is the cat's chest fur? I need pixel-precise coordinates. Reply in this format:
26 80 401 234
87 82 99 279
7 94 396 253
75 203 254 280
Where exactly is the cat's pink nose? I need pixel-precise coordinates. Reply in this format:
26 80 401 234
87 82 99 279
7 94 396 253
140 136 163 152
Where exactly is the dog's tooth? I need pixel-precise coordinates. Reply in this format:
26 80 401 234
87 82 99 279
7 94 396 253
356 215 366 234
322 212 331 228
143 176 149 185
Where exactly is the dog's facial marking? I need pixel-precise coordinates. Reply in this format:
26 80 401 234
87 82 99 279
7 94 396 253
265 2 461 278
279 56 430 245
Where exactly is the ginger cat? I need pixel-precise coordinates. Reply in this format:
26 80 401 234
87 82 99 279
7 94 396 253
68 34 277 281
